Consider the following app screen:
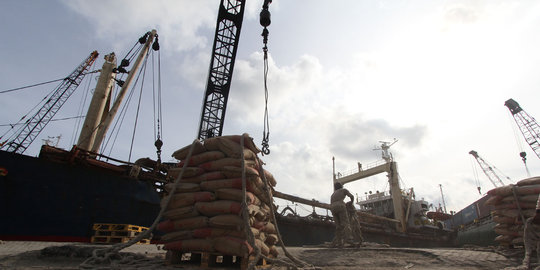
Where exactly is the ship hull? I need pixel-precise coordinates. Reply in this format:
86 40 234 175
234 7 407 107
0 149 161 242
276 215 456 247
0 148 456 247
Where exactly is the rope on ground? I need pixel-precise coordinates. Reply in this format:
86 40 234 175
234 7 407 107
79 139 199 269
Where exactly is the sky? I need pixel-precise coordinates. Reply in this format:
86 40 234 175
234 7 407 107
1 0 540 215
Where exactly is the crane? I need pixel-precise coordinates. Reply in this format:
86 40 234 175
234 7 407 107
197 0 272 143
197 0 246 140
469 150 510 193
504 98 540 161
2 51 99 154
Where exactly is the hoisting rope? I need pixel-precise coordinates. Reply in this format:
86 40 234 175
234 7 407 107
0 70 101 94
239 135 261 269
152 36 164 165
470 155 482 195
127 48 150 163
260 0 272 156
236 133 314 270
80 139 199 269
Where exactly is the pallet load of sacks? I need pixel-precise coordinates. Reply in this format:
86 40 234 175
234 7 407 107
157 134 280 259
486 176 540 246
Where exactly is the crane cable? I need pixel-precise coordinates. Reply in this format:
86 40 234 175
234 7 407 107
470 155 482 195
260 0 271 156
152 36 164 165
507 111 531 177
0 70 101 94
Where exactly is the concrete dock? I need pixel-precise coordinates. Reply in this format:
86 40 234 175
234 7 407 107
0 240 528 269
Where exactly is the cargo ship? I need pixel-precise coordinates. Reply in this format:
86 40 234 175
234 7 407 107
444 194 497 247
273 141 456 247
0 30 167 242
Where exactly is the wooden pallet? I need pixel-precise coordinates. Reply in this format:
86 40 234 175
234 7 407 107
91 236 150 245
92 223 148 232
94 230 140 237
165 251 270 269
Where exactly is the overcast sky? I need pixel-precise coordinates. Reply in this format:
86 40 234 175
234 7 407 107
1 0 540 215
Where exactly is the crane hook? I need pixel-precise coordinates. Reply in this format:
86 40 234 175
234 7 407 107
260 0 271 156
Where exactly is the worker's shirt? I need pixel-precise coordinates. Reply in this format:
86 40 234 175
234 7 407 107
331 188 352 204
524 217 540 244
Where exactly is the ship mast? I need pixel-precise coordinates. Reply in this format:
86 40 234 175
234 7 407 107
334 140 406 232
78 30 157 153
76 53 117 151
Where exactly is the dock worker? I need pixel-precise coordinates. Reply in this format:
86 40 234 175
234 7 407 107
346 201 364 246
522 193 540 270
330 182 355 247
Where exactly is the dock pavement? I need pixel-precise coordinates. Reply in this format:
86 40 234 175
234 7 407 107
0 240 529 269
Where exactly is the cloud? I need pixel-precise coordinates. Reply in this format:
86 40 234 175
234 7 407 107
220 50 429 205
444 5 479 24
61 0 217 52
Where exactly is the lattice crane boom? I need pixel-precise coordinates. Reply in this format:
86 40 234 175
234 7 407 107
469 150 506 188
504 98 540 160
3 51 99 154
198 0 246 140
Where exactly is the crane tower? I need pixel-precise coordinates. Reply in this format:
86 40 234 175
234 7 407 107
469 150 509 192
504 98 540 160
198 0 246 140
3 51 99 154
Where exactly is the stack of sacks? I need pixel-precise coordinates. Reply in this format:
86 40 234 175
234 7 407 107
485 176 540 246
158 135 279 259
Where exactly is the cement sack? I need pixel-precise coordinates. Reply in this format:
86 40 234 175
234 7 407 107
495 234 513 243
163 205 199 220
492 201 538 210
172 140 206 160
262 169 277 187
208 214 245 230
168 167 204 179
204 135 261 158
255 238 270 256
265 233 278 246
178 151 225 167
192 227 246 239
215 188 261 205
493 209 535 219
494 226 523 237
160 230 193 242
501 194 540 203
269 245 279 258
488 184 540 197
157 216 209 232
163 182 200 193
221 166 260 178
162 191 216 209
200 178 264 197
493 215 521 225
516 176 540 187
511 236 524 245
195 200 242 216
260 221 277 234
213 236 253 257
198 157 256 171
177 171 225 184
